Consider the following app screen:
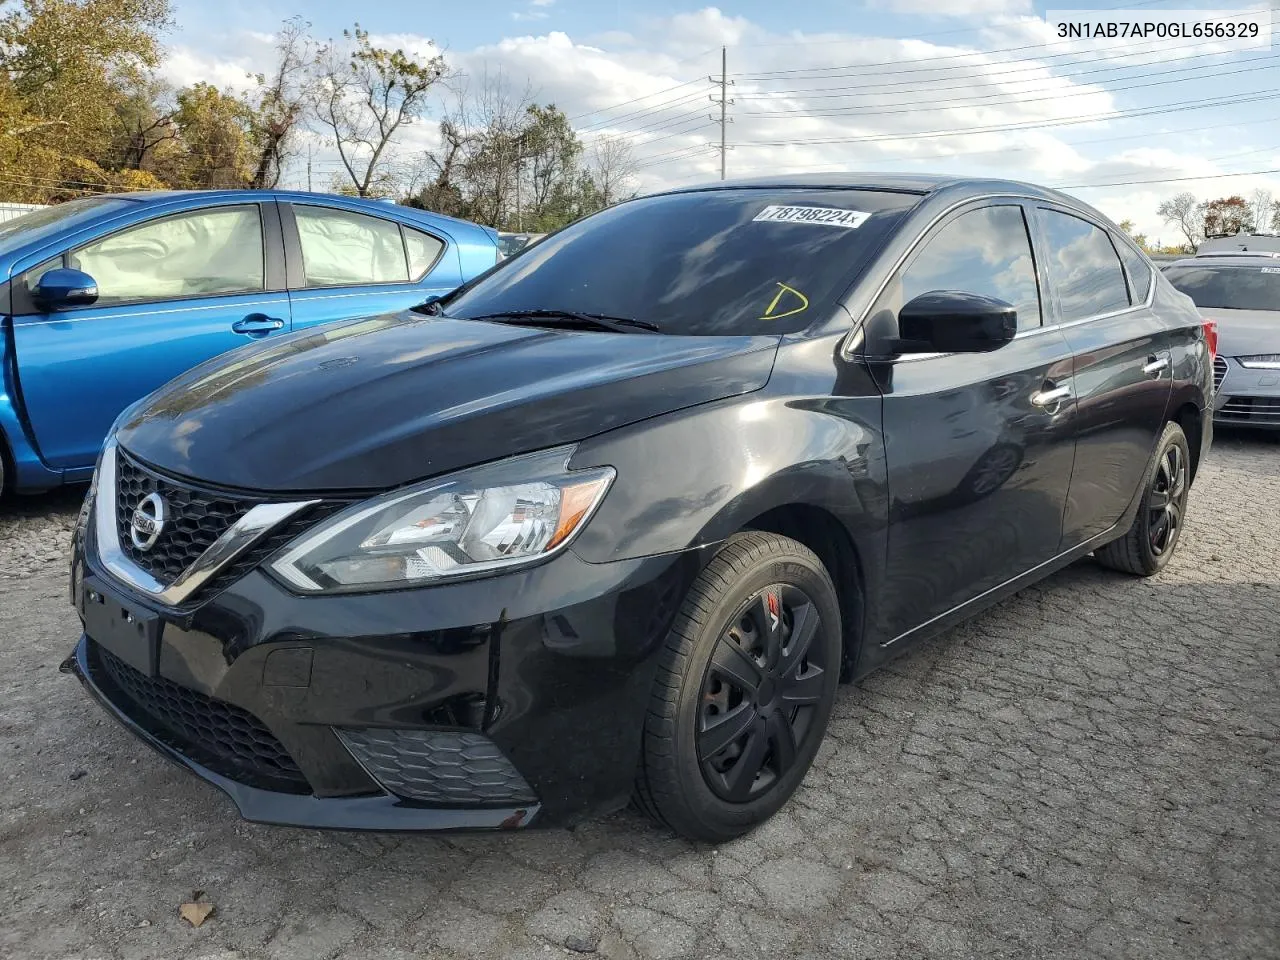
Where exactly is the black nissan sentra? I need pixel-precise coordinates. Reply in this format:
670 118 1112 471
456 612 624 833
67 175 1213 841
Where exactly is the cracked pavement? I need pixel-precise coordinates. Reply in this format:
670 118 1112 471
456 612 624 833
1 433 1276 960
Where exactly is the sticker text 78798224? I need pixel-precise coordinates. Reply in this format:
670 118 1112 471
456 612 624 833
752 205 871 229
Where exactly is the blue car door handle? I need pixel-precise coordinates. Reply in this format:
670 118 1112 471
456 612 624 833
232 314 286 337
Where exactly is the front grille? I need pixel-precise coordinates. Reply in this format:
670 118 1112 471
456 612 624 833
1213 356 1228 392
92 642 310 794
336 728 537 806
115 451 253 585
1219 396 1280 424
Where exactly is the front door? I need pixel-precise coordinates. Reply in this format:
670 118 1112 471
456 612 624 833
11 202 290 470
866 202 1078 643
1030 207 1173 548
281 202 461 331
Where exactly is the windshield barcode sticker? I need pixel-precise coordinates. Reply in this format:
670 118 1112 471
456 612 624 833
753 205 871 229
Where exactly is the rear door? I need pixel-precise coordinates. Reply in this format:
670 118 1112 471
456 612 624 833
870 201 1079 642
1030 206 1172 548
281 201 462 330
10 201 290 471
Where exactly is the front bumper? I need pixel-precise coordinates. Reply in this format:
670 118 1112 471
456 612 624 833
68 530 702 831
1214 360 1280 430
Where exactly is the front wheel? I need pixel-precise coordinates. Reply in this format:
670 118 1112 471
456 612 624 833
632 532 842 842
1094 421 1191 576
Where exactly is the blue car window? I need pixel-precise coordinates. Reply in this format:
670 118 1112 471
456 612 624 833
294 206 410 286
68 206 265 304
405 227 445 281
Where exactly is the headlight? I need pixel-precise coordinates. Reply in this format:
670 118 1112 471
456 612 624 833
1237 354 1280 369
269 446 614 593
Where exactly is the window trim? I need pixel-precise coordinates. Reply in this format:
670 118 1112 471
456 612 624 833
14 203 276 315
282 202 447 290
1032 205 1133 326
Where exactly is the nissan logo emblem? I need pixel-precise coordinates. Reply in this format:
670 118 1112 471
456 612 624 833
129 492 168 552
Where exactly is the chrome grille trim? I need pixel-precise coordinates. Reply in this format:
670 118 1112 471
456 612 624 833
1213 356 1229 393
93 441 318 606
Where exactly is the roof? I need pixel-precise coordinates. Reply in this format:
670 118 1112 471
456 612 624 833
96 189 494 237
649 173 1077 204
1167 254 1280 268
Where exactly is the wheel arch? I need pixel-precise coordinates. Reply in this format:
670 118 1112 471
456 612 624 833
1171 399 1204 483
741 503 867 681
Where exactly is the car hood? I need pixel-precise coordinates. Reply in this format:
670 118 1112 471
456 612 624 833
116 313 779 491
1203 308 1280 357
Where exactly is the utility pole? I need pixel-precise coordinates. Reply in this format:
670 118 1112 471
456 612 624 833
306 144 313 192
709 46 734 180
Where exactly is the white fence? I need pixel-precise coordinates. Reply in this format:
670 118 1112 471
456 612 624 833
0 202 46 223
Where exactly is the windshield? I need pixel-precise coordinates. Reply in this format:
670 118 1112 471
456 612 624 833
447 188 922 335
0 197 130 259
1165 264 1280 313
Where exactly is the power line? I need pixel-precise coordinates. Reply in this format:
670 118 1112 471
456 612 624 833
566 77 705 123
730 89 1280 148
1058 167 1280 189
736 59 1280 119
734 48 1279 105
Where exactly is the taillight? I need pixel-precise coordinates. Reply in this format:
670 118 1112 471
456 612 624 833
1202 319 1218 359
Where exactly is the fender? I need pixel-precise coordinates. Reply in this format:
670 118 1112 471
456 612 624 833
568 343 891 648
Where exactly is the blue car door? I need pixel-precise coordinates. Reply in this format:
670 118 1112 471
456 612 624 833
10 200 291 472
280 201 462 330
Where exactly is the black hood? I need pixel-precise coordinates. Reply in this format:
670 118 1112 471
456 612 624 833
116 313 779 491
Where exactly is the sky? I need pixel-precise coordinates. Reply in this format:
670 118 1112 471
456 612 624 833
159 0 1280 243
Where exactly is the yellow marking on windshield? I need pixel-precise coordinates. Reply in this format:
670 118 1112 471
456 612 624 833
760 282 810 321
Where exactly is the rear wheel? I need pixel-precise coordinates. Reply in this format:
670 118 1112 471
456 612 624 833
633 532 842 842
1095 421 1190 576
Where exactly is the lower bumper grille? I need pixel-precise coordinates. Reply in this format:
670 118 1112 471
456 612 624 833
1218 396 1280 424
336 728 537 806
91 642 310 794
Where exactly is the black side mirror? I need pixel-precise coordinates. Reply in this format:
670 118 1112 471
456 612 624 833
32 268 99 310
893 290 1016 354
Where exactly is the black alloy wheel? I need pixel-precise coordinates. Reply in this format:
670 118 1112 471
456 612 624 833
633 532 844 842
1146 443 1186 558
1095 420 1192 576
697 584 827 803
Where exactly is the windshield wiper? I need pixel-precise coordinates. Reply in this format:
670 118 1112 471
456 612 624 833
465 310 661 334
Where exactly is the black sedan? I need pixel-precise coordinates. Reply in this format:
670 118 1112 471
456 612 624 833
66 175 1213 841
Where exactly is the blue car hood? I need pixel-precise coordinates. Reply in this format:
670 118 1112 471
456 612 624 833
115 313 779 491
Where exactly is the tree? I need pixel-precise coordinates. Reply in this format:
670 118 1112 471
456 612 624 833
1157 193 1205 251
1272 199 1280 233
310 25 446 197
1248 189 1273 235
246 16 316 189
585 134 637 208
1201 195 1254 237
0 0 173 201
1117 218 1151 254
170 82 254 189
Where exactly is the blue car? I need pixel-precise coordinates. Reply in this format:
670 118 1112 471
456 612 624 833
0 190 500 494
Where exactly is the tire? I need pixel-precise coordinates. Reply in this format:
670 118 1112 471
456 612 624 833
633 532 842 842
1094 421 1191 577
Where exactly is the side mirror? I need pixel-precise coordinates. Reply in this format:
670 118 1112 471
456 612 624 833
33 268 99 310
893 291 1017 354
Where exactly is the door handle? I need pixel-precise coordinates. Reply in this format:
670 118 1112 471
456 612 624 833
232 315 286 336
1142 356 1169 377
1031 384 1072 407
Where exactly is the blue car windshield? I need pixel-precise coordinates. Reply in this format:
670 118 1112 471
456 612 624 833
0 197 131 259
446 188 922 336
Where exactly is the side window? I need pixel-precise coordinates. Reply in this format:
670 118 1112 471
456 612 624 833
1114 236 1153 303
69 206 264 304
895 205 1042 331
294 206 410 287
405 227 445 281
1039 210 1130 321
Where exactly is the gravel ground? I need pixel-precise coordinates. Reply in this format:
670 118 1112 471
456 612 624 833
0 432 1277 960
